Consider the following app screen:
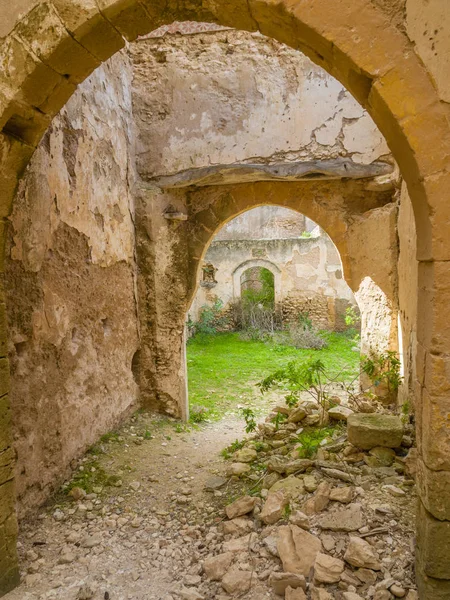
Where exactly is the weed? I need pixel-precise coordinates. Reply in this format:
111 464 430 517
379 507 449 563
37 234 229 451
283 504 292 519
295 427 337 458
143 429 152 440
272 412 287 430
241 408 257 433
189 405 210 423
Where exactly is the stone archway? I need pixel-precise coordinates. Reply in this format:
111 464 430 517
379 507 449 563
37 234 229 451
0 1 449 597
232 259 281 305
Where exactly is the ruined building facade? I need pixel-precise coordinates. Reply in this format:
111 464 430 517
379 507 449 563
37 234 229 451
0 2 449 597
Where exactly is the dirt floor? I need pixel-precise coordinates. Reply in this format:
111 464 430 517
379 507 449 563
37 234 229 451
5 402 418 600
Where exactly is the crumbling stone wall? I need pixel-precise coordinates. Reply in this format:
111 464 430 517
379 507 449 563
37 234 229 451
4 52 140 517
129 30 392 183
189 207 356 331
0 1 448 596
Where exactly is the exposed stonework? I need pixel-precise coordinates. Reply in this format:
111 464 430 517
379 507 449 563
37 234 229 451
5 52 139 517
0 1 448 597
189 206 356 332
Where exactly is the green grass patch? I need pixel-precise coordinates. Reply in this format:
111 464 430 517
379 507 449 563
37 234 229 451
187 332 359 420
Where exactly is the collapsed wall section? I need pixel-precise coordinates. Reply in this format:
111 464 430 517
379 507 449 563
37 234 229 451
5 52 140 517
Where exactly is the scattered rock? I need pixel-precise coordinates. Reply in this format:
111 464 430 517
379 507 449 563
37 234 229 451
342 593 363 600
329 486 354 503
227 463 251 477
303 475 318 492
234 447 257 463
203 552 234 580
277 525 322 576
285 586 307 600
313 552 345 584
288 407 307 423
369 447 396 467
289 510 310 529
382 484 406 497
328 406 354 421
317 503 365 532
222 517 253 535
390 584 406 598
310 587 333 600
269 475 305 499
268 572 306 595
179 587 204 600
221 567 253 594
260 490 289 524
225 495 257 519
204 476 227 490
344 536 381 570
347 414 403 450
304 481 332 514
69 487 86 500
320 467 353 483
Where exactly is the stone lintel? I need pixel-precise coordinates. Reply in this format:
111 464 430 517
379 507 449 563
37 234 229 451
147 159 394 189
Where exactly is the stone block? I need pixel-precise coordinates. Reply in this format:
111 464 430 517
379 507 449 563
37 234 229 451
417 260 450 352
0 396 13 454
416 499 450 580
347 413 403 449
51 0 126 61
416 565 450 600
420 388 450 471
96 0 157 42
14 3 100 83
417 459 450 521
0 481 15 526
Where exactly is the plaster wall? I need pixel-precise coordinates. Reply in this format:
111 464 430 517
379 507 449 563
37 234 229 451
130 30 392 181
4 52 140 517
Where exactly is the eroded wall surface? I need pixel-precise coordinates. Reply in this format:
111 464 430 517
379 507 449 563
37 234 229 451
5 52 140 517
189 207 355 331
130 30 392 180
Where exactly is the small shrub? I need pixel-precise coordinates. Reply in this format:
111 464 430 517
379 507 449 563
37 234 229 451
362 350 403 395
272 324 328 350
241 408 257 433
272 411 287 429
296 427 336 458
189 405 210 423
190 299 230 337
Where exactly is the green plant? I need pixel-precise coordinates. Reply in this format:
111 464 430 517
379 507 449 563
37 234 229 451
241 408 257 433
296 427 336 458
345 306 361 327
272 411 287 430
191 299 229 337
143 429 152 440
259 357 332 417
298 311 313 330
254 441 266 452
362 351 402 396
189 405 210 423
401 400 411 424
300 231 312 238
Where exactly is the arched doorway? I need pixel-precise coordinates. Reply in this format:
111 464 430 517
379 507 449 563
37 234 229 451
0 2 448 596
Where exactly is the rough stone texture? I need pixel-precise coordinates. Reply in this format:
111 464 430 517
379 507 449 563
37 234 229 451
347 414 404 450
316 504 365 532
189 207 357 331
277 525 322 576
0 1 448 597
5 52 139 517
130 30 392 181
344 536 382 570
